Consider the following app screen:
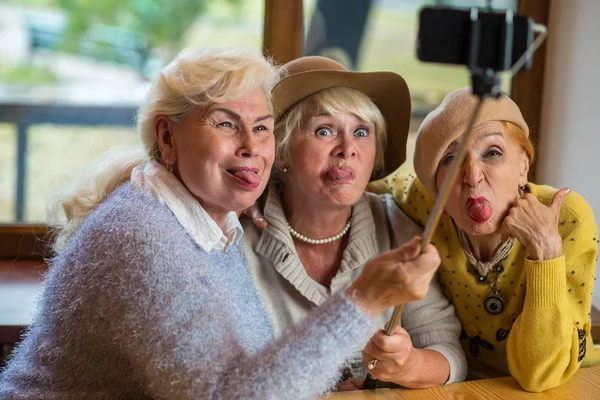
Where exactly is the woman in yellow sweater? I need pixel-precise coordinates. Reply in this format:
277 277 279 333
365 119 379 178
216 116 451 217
370 87 598 392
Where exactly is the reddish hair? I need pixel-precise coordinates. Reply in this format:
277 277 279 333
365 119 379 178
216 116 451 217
501 121 535 165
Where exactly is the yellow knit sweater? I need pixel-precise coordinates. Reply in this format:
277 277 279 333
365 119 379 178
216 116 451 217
369 173 598 392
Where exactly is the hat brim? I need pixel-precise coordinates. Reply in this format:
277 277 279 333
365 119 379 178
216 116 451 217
272 69 411 180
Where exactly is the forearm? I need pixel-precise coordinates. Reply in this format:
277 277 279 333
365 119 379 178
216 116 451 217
123 290 373 400
401 279 467 385
507 256 578 392
391 349 450 389
218 292 374 399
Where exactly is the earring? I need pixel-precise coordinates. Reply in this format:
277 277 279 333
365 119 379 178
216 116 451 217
518 185 525 198
166 163 174 174
282 166 290 173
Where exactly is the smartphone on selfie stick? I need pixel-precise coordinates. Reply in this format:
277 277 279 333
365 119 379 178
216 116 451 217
362 5 536 390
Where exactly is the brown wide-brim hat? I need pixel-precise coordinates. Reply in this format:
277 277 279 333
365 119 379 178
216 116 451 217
272 56 411 180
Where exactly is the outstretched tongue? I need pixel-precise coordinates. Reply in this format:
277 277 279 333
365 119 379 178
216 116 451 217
327 167 353 180
466 199 493 222
231 170 260 185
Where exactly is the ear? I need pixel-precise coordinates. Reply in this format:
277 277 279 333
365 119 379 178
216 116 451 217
154 115 177 164
518 149 530 186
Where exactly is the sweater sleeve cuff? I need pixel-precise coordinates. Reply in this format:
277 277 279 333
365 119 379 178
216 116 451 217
524 255 566 308
424 343 467 385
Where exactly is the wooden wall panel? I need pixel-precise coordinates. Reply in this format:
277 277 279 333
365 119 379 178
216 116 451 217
263 0 303 65
0 224 50 260
512 0 552 182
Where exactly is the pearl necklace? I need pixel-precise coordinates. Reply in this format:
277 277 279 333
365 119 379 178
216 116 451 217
286 219 351 245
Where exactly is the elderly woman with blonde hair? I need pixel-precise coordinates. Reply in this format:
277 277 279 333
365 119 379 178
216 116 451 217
371 87 598 392
0 48 442 399
241 56 467 389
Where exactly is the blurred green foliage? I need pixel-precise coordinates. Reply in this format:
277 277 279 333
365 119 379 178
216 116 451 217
55 0 239 50
0 63 58 84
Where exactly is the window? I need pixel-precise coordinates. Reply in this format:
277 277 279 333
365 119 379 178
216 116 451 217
0 0 265 223
303 0 519 173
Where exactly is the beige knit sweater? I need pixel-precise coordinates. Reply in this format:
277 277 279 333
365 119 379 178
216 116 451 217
241 188 467 384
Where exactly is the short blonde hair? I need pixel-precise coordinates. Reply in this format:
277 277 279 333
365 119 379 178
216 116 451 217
274 86 386 177
50 47 280 252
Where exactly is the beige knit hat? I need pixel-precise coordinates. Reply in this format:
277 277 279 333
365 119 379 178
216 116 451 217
414 87 529 198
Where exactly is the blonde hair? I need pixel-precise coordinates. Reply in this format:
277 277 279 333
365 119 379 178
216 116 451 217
49 47 280 252
274 86 386 179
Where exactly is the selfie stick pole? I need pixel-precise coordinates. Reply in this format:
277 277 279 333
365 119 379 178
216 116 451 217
363 89 489 380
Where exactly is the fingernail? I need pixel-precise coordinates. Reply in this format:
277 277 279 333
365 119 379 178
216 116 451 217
257 217 265 222
565 188 571 194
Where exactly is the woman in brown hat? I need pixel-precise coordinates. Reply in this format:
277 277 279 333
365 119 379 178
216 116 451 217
370 87 598 392
241 56 467 389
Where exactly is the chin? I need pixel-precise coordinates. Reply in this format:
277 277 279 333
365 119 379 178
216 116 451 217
459 218 500 236
328 190 362 207
227 196 257 214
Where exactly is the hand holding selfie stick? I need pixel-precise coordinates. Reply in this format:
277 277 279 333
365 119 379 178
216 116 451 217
363 7 547 390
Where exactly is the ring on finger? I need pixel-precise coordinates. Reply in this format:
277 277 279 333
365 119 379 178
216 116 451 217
367 359 378 370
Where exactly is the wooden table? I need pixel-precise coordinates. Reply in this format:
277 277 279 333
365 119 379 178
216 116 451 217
328 366 600 399
0 260 45 345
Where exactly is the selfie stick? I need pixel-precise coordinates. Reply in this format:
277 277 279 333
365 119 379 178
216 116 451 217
364 92 487 372
363 11 547 390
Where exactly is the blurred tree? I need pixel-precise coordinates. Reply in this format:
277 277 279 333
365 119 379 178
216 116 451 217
56 0 240 52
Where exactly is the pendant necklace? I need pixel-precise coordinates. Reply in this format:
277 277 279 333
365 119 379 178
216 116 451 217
457 228 516 315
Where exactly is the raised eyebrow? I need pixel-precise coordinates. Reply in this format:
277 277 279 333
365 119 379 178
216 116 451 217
254 114 273 123
210 108 241 122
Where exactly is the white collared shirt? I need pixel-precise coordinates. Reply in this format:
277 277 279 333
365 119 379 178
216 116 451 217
130 160 243 253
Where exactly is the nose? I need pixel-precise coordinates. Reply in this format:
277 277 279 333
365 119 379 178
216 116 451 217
462 158 484 187
331 132 357 160
236 128 258 158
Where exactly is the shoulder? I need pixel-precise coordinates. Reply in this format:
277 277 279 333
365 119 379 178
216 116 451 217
60 183 191 271
368 173 433 228
82 184 174 243
363 192 423 244
528 183 597 237
239 214 263 250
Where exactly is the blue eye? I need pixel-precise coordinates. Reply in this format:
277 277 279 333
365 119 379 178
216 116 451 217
355 128 369 137
218 121 234 129
316 127 333 137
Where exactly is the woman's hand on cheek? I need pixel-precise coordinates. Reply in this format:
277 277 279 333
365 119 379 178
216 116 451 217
500 187 570 261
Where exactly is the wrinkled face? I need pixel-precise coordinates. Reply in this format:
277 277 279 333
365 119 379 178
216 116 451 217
435 121 529 236
286 112 377 209
157 89 274 224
